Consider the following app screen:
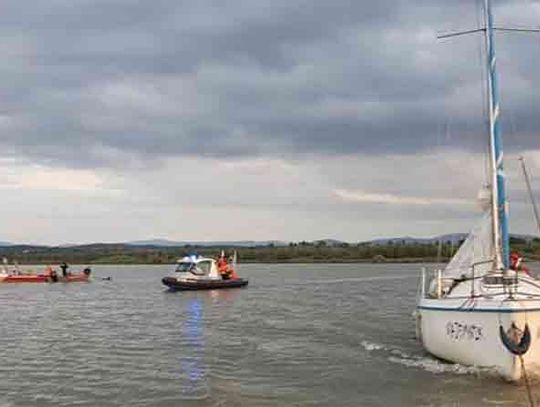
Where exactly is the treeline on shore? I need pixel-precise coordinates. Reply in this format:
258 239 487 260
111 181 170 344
0 237 539 264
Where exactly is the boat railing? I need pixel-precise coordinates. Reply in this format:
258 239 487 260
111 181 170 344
470 258 495 297
421 268 453 299
419 267 438 299
420 258 496 299
417 267 426 301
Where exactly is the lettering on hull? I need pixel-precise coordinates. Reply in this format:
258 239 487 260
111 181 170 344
446 321 484 341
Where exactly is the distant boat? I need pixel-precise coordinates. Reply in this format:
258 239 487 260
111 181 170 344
162 252 248 291
0 264 91 283
416 0 540 381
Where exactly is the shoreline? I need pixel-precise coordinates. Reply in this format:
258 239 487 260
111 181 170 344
11 258 540 266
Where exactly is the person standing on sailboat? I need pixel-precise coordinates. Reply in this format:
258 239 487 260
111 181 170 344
509 252 530 276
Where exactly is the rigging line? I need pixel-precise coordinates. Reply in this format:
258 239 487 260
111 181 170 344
435 116 449 150
520 354 535 407
458 297 473 309
444 119 451 145
519 156 540 236
505 111 518 221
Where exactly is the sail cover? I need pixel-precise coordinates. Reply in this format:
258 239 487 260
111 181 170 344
443 211 494 279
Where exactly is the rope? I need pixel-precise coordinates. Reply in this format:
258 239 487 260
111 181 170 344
518 303 535 407
520 355 535 407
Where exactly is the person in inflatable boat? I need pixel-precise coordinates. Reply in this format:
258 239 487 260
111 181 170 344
217 254 238 280
60 261 69 277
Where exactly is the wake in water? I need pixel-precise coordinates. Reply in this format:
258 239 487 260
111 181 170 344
359 340 498 377
294 274 417 286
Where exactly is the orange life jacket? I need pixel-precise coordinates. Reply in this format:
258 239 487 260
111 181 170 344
217 258 229 273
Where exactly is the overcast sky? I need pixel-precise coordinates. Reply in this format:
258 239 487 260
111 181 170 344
0 0 539 244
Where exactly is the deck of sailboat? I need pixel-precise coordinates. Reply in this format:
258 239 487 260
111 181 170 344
419 272 540 307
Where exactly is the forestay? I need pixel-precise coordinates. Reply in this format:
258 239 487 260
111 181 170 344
443 211 494 279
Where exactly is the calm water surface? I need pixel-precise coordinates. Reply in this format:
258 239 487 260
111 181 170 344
0 264 537 406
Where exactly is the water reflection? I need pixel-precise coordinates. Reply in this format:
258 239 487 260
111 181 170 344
208 287 241 305
180 297 207 398
177 289 243 400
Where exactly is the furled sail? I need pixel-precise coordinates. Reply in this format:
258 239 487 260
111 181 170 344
443 211 494 279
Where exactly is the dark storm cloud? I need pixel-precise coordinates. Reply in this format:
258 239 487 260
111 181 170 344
0 0 538 168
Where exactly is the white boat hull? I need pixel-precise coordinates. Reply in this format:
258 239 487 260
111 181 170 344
418 296 540 381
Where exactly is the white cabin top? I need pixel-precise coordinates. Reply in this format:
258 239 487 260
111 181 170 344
174 255 220 280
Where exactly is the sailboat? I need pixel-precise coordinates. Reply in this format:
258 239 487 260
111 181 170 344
416 0 540 381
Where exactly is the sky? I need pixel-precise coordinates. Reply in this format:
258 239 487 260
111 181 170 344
0 0 540 244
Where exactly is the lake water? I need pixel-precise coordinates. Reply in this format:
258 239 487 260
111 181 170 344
0 263 538 406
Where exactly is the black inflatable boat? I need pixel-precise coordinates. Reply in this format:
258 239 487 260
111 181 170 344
162 276 249 291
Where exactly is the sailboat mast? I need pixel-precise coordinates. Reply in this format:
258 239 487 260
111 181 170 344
483 0 509 271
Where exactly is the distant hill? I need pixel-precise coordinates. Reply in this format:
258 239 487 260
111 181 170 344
367 234 467 246
125 239 288 247
313 239 346 247
0 233 536 250
366 233 537 246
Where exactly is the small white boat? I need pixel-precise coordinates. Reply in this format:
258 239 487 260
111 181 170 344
416 0 540 381
162 253 248 291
